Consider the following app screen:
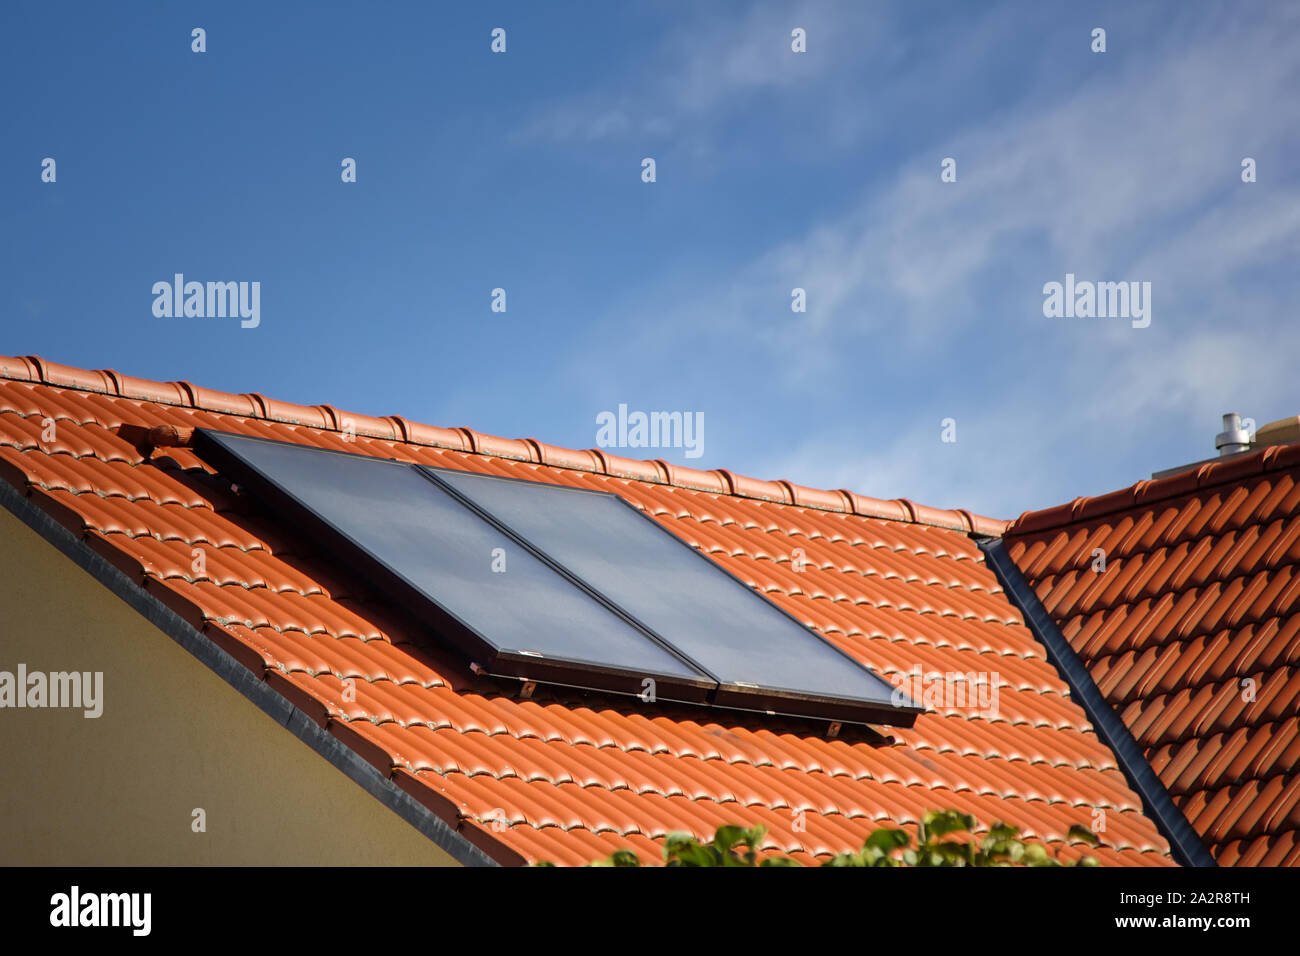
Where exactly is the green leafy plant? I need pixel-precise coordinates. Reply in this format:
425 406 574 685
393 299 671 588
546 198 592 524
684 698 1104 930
532 810 1101 867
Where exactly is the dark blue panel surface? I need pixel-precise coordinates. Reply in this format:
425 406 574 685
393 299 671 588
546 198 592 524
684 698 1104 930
194 431 713 700
425 467 918 722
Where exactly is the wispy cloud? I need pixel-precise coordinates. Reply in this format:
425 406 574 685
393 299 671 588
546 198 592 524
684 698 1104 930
555 3 1300 516
522 1 887 146
730 10 1300 346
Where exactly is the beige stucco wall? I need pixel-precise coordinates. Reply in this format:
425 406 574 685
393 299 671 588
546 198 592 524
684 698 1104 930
0 505 463 865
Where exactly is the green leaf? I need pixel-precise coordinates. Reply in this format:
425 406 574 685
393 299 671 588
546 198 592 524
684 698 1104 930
923 810 975 840
711 824 765 865
863 828 910 854
987 823 1019 842
562 813 1106 868
712 824 752 850
663 831 717 867
606 849 643 867
1067 824 1100 846
1022 842 1053 866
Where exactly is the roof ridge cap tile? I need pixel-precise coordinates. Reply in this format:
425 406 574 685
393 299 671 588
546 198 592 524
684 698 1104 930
1009 444 1300 536
0 355 40 382
184 382 261 418
597 449 670 485
313 404 342 431
453 427 479 454
250 393 331 429
779 480 853 513
391 416 470 451
843 492 910 523
534 440 601 473
457 428 536 463
240 392 270 418
326 404 404 441
25 356 116 394
170 381 201 408
716 469 791 504
0 353 1008 533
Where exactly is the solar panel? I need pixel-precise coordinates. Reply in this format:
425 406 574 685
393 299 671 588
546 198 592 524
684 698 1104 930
423 467 919 725
192 430 716 702
194 429 919 726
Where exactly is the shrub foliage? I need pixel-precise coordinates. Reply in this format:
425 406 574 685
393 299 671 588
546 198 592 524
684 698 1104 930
533 810 1101 867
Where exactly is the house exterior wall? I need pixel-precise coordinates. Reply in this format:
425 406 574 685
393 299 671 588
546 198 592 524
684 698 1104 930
0 505 462 866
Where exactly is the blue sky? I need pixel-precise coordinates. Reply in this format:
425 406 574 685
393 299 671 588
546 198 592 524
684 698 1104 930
3 1 1297 520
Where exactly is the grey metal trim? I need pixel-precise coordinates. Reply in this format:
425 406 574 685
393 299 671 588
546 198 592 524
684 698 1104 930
0 478 497 868
980 537 1217 868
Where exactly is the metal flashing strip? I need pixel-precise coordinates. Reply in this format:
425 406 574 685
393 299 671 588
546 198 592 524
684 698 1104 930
0 478 498 868
980 537 1217 868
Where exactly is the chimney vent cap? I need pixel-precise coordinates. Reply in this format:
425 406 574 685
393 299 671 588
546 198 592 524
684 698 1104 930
1214 413 1251 456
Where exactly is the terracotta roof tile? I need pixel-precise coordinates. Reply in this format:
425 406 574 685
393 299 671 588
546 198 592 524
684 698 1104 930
0 355 1176 866
1007 445 1300 865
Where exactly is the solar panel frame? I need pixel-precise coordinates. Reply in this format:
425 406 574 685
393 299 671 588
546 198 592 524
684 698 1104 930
191 429 718 704
192 428 921 727
420 465 923 727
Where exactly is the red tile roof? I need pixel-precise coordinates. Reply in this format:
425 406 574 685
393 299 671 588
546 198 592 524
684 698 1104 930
1005 445 1300 866
0 355 1174 866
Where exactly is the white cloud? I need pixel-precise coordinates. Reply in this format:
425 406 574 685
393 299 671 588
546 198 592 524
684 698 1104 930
555 4 1300 517
523 1 888 144
735 13 1300 349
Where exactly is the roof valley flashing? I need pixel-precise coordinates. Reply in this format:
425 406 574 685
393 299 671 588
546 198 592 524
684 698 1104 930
979 538 1217 868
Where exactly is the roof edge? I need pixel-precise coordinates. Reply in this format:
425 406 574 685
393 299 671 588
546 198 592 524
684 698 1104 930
980 537 1216 868
0 473 500 868
0 354 1009 535
1007 442 1300 536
